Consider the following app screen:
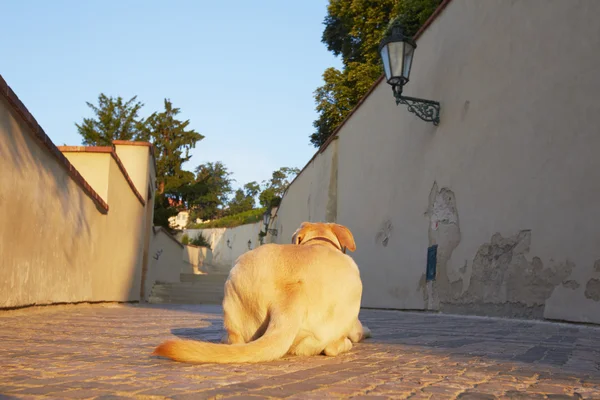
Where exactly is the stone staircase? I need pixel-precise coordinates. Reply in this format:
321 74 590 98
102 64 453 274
148 273 228 304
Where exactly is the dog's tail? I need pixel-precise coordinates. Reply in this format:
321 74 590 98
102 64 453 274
152 307 301 364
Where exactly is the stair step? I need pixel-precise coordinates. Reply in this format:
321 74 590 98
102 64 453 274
149 275 227 305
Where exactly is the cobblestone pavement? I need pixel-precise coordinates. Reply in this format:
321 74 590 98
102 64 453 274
1 304 600 399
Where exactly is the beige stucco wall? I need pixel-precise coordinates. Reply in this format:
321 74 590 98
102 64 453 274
273 0 600 324
112 143 156 300
113 143 154 198
0 90 153 308
61 152 110 202
184 222 263 273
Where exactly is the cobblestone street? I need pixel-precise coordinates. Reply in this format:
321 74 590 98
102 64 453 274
1 304 599 399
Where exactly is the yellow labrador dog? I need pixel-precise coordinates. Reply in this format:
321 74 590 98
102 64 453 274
153 222 370 363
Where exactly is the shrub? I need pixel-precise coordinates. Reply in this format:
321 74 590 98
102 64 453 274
190 234 211 248
181 234 190 245
188 208 266 229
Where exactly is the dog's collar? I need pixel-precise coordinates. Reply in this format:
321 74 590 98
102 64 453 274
302 237 346 253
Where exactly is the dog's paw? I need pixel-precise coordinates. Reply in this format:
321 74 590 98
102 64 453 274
362 324 372 339
324 337 353 356
348 321 372 343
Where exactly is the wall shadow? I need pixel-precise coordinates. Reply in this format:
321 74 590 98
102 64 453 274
1 88 146 307
127 303 600 378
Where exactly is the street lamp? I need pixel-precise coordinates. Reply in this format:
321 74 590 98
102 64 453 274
262 208 278 237
379 18 440 125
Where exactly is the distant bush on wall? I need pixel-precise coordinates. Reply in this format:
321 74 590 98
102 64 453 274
181 234 190 245
189 208 266 229
190 234 211 247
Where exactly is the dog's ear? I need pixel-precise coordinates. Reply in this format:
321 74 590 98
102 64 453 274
330 224 356 252
291 222 310 244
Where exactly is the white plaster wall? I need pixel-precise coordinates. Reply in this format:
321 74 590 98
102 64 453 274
185 222 263 273
274 0 600 323
182 245 212 274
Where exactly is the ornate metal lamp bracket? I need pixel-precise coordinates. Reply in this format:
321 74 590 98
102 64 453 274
393 86 440 126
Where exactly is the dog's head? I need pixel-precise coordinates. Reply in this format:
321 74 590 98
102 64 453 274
291 222 356 253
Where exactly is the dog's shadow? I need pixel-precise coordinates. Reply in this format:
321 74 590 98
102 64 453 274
170 318 224 343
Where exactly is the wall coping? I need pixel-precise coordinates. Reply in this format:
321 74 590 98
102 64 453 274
0 74 110 214
282 0 454 197
184 244 210 249
58 146 146 206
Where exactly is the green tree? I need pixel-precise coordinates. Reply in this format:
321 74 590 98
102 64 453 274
140 99 204 195
259 167 300 208
243 181 261 199
140 99 204 229
227 189 254 215
188 161 234 220
227 181 260 215
311 0 442 147
152 193 180 230
76 94 146 146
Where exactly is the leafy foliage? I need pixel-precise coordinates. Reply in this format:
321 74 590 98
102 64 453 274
152 193 180 229
140 99 204 229
139 99 204 195
188 162 234 221
189 208 266 229
227 181 260 215
76 94 145 146
181 234 190 245
190 234 211 247
311 0 442 147
259 167 300 208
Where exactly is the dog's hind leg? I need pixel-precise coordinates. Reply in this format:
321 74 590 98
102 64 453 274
288 333 326 356
323 337 352 356
348 318 371 343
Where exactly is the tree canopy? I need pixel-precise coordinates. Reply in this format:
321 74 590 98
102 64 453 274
259 167 301 209
228 182 261 215
139 99 204 195
76 94 146 146
188 161 234 221
311 0 442 147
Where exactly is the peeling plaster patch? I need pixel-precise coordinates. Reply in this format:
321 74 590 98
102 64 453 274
375 219 393 247
425 182 461 308
562 280 580 290
425 183 459 232
585 279 600 301
443 230 575 318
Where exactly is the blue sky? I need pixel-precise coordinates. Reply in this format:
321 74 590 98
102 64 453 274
1 0 342 189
